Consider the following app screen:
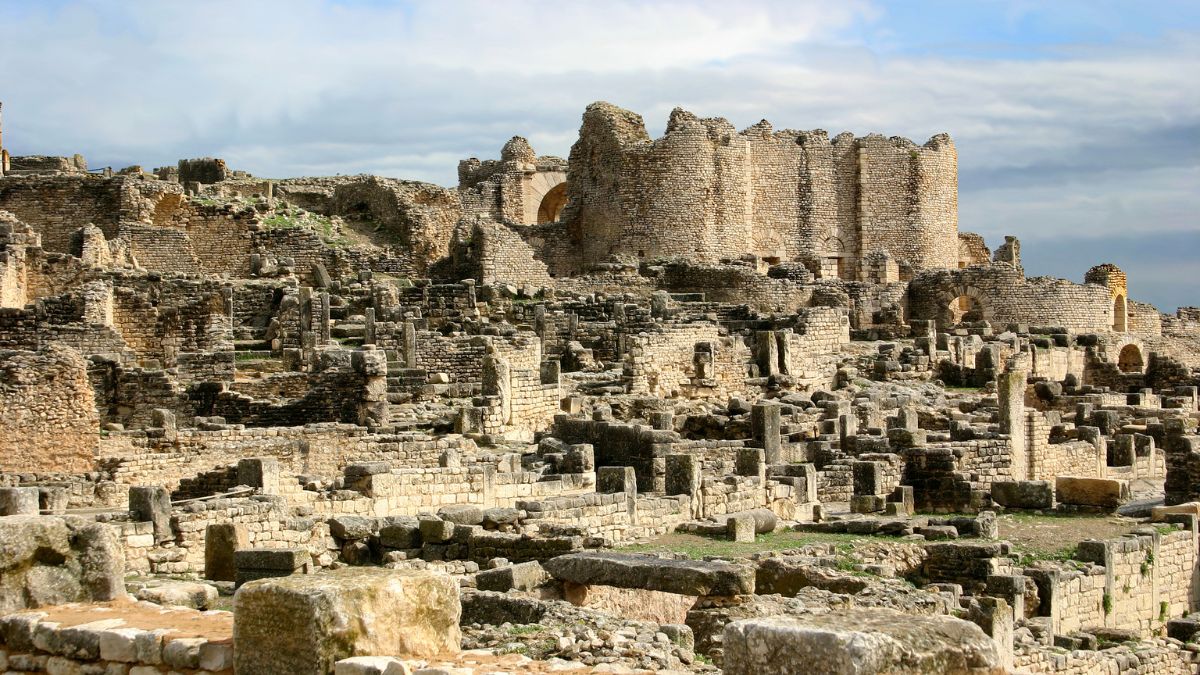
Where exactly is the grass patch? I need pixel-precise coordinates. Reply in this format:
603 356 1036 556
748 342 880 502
620 530 881 559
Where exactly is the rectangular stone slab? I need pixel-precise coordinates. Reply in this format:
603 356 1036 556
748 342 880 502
543 551 754 596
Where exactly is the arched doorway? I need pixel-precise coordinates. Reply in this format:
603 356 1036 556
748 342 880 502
1118 344 1143 373
948 295 984 324
537 182 568 224
1113 294 1127 333
821 237 846 279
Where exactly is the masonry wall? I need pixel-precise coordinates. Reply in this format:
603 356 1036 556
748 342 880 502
560 102 958 277
622 322 750 400
909 264 1113 331
0 345 99 473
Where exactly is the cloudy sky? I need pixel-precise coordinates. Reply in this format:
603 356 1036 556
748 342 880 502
1 0 1197 310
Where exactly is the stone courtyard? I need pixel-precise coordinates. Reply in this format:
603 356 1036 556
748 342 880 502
0 100 1199 674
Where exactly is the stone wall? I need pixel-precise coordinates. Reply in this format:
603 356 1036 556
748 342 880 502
909 263 1114 332
0 345 99 473
559 102 957 278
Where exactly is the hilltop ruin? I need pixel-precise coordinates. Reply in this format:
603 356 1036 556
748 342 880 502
0 101 1198 674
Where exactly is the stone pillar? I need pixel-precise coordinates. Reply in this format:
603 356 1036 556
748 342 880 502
597 466 638 524
997 367 1027 480
402 320 418 368
756 331 778 377
205 522 249 582
352 345 389 428
364 308 376 345
129 486 173 544
665 454 702 519
319 291 331 345
298 287 313 333
650 291 670 318
482 355 512 426
238 457 281 494
751 403 783 464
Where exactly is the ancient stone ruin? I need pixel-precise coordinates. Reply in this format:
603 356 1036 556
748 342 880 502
0 100 1199 674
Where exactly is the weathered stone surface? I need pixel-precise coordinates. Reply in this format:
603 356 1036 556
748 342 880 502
234 567 461 675
0 487 40 516
205 522 248 582
1056 476 1130 508
330 516 378 541
134 580 219 609
0 516 124 612
543 552 754 596
722 609 1005 675
475 561 551 592
990 480 1054 509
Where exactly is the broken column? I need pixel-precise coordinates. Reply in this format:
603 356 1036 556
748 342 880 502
751 403 783 464
128 485 173 544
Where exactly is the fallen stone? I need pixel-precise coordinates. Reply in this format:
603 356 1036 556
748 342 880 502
234 567 461 675
722 608 1004 674
543 552 754 596
1056 477 1130 509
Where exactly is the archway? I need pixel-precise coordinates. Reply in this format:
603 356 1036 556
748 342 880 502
537 182 568 224
1118 343 1143 373
1113 294 1127 333
821 237 847 279
948 295 984 324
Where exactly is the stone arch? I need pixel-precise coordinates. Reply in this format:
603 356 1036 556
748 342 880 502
1113 294 1127 333
1118 343 1143 373
522 171 567 225
941 286 988 327
537 181 568 224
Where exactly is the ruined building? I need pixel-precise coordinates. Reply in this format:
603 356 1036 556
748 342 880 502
0 100 1197 674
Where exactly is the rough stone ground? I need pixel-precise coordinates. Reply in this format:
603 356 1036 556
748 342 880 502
23 599 232 639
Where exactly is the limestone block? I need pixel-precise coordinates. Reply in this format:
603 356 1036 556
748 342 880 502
438 505 484 526
330 516 378 541
722 609 1004 675
128 486 172 544
475 561 551 592
238 457 281 493
134 580 218 609
205 523 248 583
234 548 311 587
419 518 456 544
0 487 40 515
728 515 756 543
543 552 753 596
0 516 124 612
234 568 460 675
1151 502 1200 522
1055 477 1130 509
990 481 1053 510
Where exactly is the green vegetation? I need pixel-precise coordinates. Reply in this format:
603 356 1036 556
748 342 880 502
1160 601 1170 622
1103 592 1113 615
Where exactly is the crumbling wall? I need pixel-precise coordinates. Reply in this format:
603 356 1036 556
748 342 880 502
909 264 1113 331
0 345 99 473
561 102 957 277
622 323 749 399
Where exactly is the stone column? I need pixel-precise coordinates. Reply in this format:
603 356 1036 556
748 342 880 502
751 403 783 464
129 486 173 544
997 366 1027 480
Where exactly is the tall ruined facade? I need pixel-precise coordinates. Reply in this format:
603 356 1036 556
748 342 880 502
554 102 958 281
